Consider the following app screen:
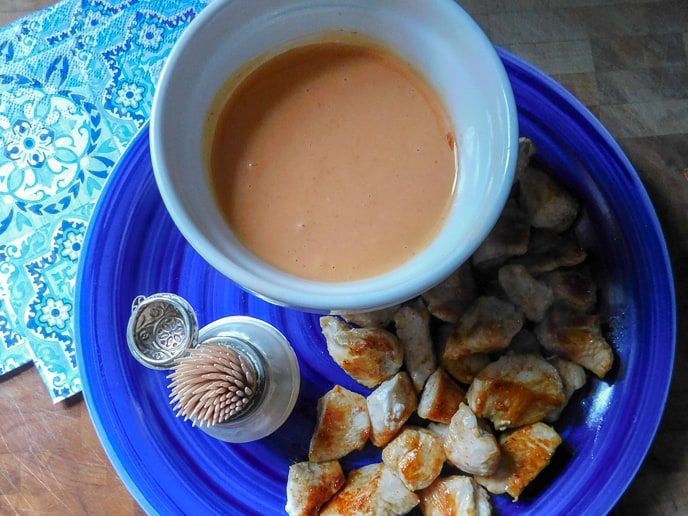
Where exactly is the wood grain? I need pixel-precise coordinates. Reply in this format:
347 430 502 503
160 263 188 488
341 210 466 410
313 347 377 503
0 0 57 26
0 366 144 514
1 1 686 514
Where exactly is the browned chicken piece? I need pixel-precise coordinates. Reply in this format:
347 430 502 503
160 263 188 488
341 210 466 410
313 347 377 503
543 265 598 313
476 422 562 502
518 165 580 232
506 328 542 355
419 475 492 516
320 316 403 388
441 351 491 385
367 372 418 447
498 264 554 323
545 356 587 422
471 198 530 271
534 308 614 378
309 385 370 462
444 403 501 476
285 460 345 516
393 300 436 392
437 323 490 384
336 305 401 328
382 427 446 491
466 353 566 431
417 367 466 424
443 296 524 361
421 262 477 323
516 137 537 177
511 228 587 275
320 462 419 516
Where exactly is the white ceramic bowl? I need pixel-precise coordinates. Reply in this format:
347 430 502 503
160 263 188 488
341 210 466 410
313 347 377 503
150 0 518 313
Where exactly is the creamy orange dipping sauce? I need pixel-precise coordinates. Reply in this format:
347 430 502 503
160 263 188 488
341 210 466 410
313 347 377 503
209 41 457 282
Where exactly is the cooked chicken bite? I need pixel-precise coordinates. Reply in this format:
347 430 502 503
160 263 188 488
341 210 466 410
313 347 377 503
382 427 445 491
320 463 419 516
417 368 466 424
471 198 530 271
543 265 598 313
285 460 345 516
516 137 537 177
534 308 614 378
336 305 401 328
442 296 524 361
518 164 580 232
498 264 554 323
476 422 562 501
437 323 490 384
444 403 500 476
419 475 491 516
511 229 587 275
441 351 491 385
466 353 566 431
421 262 477 323
320 316 403 388
545 356 587 422
393 300 436 392
367 372 418 447
426 421 450 442
309 385 370 462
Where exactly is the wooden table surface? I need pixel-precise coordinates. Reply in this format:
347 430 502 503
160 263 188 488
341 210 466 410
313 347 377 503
1 1 686 514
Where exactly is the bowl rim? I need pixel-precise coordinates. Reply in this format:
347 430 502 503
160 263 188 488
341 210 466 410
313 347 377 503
149 0 519 312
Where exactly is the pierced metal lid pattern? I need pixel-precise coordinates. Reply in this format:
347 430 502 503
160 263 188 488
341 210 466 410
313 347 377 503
126 293 199 369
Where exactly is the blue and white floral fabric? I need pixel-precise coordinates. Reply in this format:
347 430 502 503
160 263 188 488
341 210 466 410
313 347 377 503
0 0 209 402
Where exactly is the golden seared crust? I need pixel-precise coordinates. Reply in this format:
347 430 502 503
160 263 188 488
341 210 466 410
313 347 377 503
417 367 466 424
466 354 566 431
419 475 491 516
476 422 562 501
285 460 345 516
366 372 418 447
309 385 370 462
320 316 403 388
441 350 491 385
382 427 445 491
320 463 419 516
443 296 524 361
534 307 614 378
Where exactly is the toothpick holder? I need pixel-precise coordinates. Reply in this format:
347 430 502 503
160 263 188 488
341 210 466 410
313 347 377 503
127 293 300 443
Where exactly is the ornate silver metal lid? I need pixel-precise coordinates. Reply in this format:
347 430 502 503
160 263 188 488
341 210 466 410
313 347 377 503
126 293 199 369
125 295 300 442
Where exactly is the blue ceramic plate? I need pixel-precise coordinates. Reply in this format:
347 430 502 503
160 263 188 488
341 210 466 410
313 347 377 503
76 49 675 515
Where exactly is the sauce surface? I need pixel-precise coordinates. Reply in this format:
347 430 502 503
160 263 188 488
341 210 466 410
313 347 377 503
210 42 457 282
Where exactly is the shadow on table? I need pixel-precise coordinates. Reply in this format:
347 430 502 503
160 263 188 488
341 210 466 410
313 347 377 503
611 139 688 515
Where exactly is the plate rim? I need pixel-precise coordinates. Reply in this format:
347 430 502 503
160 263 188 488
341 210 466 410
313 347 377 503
75 48 677 515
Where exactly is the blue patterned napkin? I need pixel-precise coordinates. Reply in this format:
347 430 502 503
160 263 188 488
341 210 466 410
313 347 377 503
0 0 209 402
